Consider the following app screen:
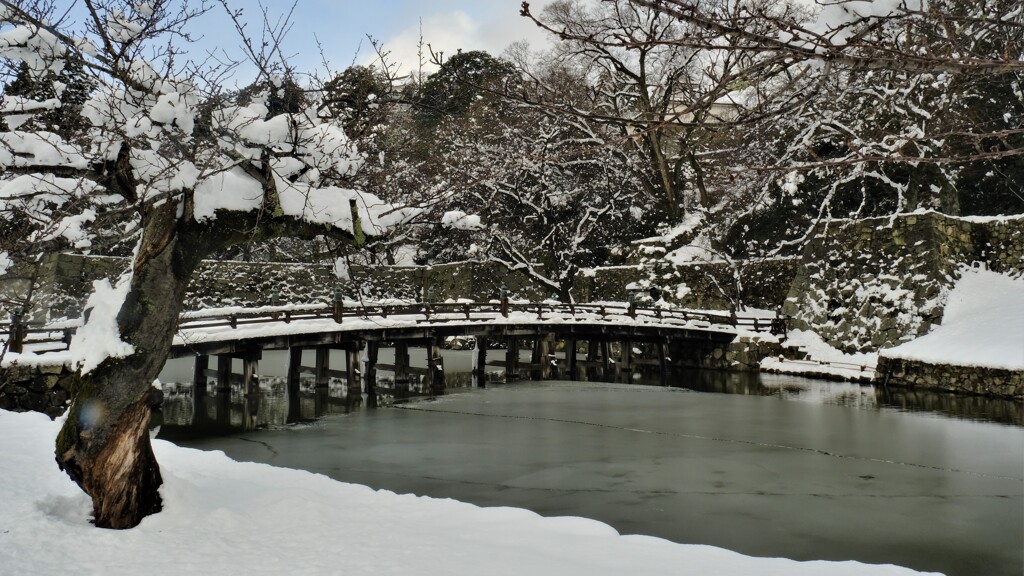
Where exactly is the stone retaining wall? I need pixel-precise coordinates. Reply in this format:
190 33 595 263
784 213 1024 353
6 254 793 322
876 356 1024 399
0 364 73 418
670 334 783 372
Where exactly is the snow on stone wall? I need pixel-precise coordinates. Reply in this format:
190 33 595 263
783 212 1024 354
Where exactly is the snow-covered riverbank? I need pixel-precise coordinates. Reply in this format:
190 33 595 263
0 409 938 576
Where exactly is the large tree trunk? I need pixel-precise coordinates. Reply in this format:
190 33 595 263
53 188 356 528
56 203 205 529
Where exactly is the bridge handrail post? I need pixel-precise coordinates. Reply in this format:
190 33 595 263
499 284 509 318
332 286 344 323
229 315 237 329
8 307 24 353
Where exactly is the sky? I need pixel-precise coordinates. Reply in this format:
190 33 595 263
59 1 555 83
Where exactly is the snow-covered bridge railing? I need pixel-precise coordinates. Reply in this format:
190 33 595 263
3 300 788 355
3 300 792 409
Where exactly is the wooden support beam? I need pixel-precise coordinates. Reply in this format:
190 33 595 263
658 339 669 387
242 351 259 397
566 337 578 381
531 337 543 381
619 338 633 380
193 355 209 388
287 347 302 395
601 340 612 379
428 337 445 396
365 341 379 407
394 341 410 399
505 336 520 382
473 337 489 388
315 346 330 388
346 347 362 409
586 340 598 381
216 355 232 391
539 334 555 380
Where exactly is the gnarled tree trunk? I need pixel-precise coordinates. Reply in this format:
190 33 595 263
56 203 205 529
54 198 359 528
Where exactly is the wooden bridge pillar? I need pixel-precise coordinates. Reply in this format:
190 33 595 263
531 338 543 381
618 339 633 381
566 337 578 380
473 337 489 388
601 340 613 379
346 347 362 409
394 341 410 398
505 337 520 382
216 355 232 391
657 339 670 386
586 340 599 380
315 346 330 388
427 337 446 396
538 334 556 380
287 347 303 395
243 388 259 431
365 341 379 408
241 350 260 397
193 355 209 388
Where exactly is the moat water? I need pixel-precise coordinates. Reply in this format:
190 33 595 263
155 349 1024 576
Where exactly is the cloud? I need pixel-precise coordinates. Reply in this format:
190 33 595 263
363 2 552 77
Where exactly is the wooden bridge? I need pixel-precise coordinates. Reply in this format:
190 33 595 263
4 299 788 407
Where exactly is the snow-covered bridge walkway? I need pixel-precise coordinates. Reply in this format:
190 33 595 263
4 301 788 405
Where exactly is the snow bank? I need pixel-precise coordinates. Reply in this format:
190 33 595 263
761 329 878 381
0 410 935 576
881 268 1024 370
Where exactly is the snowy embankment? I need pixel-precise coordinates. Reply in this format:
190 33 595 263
0 411 936 576
881 268 1024 370
761 330 878 382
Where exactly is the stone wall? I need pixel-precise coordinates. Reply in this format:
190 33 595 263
626 258 798 310
670 334 783 372
0 363 73 418
783 212 1024 353
6 254 795 322
876 357 1023 399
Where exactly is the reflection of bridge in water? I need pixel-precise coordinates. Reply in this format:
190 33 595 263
153 365 1024 441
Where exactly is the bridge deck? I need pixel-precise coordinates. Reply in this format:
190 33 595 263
4 301 787 361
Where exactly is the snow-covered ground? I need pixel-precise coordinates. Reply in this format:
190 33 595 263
761 329 878 381
0 409 938 576
881 268 1024 370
